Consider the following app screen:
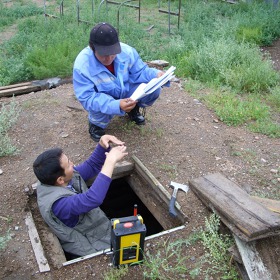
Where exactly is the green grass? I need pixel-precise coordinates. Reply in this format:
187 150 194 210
0 1 41 31
103 265 129 280
0 98 21 157
199 214 239 279
0 230 11 251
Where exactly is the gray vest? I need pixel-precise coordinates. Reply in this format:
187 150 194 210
37 171 111 256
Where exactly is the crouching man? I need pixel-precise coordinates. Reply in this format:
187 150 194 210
33 135 127 258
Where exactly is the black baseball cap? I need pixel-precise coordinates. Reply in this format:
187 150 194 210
89 22 121 56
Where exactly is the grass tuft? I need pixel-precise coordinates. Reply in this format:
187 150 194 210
0 98 20 157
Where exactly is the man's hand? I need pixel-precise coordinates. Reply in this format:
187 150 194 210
157 71 165 78
120 98 137 112
105 145 128 164
101 145 128 178
99 135 125 149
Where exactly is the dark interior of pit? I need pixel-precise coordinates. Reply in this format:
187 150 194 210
100 178 164 237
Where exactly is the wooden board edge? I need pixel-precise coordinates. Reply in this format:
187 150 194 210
251 196 280 215
234 235 273 280
25 212 50 272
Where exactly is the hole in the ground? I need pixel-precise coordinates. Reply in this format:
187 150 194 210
100 178 164 236
27 159 187 267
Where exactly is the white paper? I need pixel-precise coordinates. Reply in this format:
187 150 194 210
130 66 176 101
130 83 147 101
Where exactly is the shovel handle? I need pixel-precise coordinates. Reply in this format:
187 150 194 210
169 196 177 217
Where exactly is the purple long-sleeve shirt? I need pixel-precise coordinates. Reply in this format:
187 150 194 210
52 144 111 227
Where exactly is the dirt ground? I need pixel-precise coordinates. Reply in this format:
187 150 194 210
0 21 280 280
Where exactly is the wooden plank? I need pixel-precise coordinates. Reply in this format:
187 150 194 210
251 196 280 214
234 235 273 280
25 212 50 272
0 82 32 90
0 77 73 98
39 224 67 268
0 85 42 97
189 173 280 241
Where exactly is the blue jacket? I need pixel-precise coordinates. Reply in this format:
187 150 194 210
73 43 159 117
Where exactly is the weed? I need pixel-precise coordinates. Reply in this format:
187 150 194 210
266 86 280 112
199 214 239 280
159 163 177 179
142 237 190 280
103 265 129 280
141 214 239 279
0 230 11 251
249 118 280 138
119 121 137 133
0 98 20 157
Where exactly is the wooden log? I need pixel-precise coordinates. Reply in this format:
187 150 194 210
0 85 42 98
0 82 33 90
25 212 50 272
0 77 73 98
189 173 280 241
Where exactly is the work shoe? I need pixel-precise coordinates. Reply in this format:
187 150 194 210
88 122 105 142
128 105 145 125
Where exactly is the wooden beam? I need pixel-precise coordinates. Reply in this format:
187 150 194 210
0 85 42 98
189 173 280 241
0 77 73 98
0 82 33 90
25 212 50 272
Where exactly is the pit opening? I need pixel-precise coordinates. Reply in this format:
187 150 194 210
27 157 187 270
100 178 164 236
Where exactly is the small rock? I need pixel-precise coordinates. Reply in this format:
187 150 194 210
148 60 169 67
193 99 202 104
61 132 69 138
171 77 180 83
270 169 278 174
213 119 219 123
15 226 19 231
0 169 3 175
261 158 267 163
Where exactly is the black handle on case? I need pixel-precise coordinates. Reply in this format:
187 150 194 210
169 196 177 217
